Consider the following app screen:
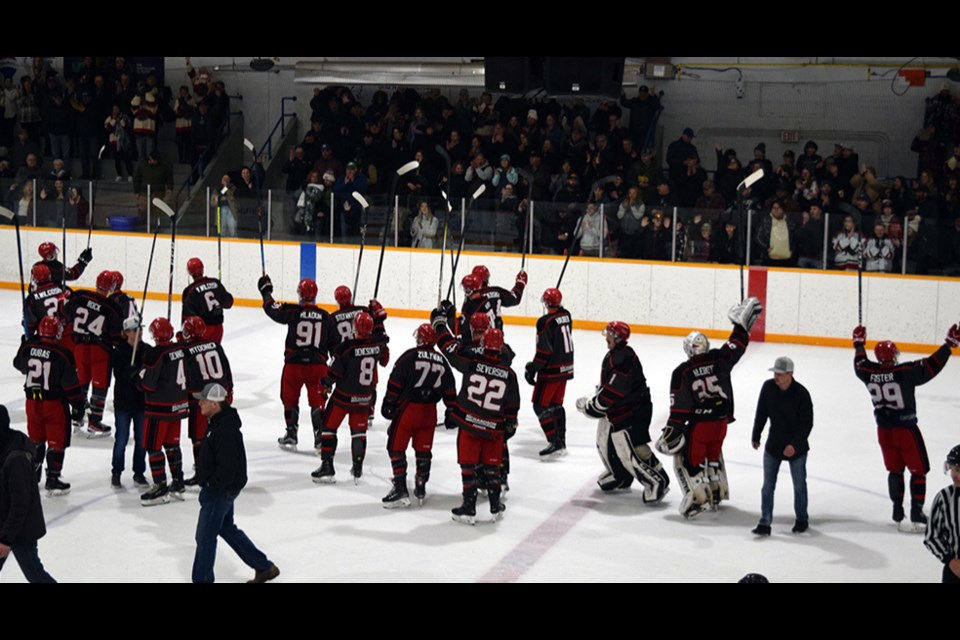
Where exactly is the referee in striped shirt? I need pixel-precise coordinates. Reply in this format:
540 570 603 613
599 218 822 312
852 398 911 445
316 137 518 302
925 445 960 583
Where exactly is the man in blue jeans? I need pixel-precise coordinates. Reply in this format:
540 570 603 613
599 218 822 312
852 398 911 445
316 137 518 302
111 317 148 488
751 356 814 536
0 405 56 583
192 383 279 583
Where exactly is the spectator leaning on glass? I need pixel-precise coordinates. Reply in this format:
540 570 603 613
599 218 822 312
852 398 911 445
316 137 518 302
750 357 814 537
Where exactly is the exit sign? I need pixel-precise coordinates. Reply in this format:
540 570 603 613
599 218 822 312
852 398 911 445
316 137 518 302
781 130 800 143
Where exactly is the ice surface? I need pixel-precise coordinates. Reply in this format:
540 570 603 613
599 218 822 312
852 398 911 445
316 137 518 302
0 290 957 583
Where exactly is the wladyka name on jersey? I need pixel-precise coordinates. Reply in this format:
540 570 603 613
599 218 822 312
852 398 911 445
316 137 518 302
476 363 509 379
195 281 220 293
187 342 218 356
870 372 895 383
35 287 62 300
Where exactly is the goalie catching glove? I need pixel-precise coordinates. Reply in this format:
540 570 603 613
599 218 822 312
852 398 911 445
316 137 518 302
728 296 762 332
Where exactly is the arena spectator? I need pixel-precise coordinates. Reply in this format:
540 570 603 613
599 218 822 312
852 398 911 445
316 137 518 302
0 77 19 149
831 215 861 270
796 140 822 176
756 202 797 267
666 128 698 183
864 222 896 273
619 85 660 146
796 204 826 269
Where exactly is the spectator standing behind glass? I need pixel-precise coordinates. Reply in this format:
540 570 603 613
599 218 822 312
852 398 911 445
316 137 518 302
410 201 438 248
174 86 195 165
16 77 42 145
850 165 882 215
713 221 741 264
756 202 797 266
105 104 134 182
333 162 369 241
131 95 159 162
577 203 606 256
793 167 819 210
617 187 645 259
832 215 861 270
750 357 813 536
0 76 20 149
796 204 826 269
687 220 713 263
212 175 237 238
73 91 102 180
864 223 895 273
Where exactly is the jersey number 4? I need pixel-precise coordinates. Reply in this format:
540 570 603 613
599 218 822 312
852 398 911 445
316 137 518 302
466 374 506 411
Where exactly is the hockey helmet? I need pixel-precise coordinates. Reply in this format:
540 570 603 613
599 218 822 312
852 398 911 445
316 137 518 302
354 311 374 339
182 316 207 341
469 312 491 335
737 573 770 584
187 257 204 279
414 323 437 347
602 321 630 344
874 340 899 366
38 315 62 340
481 327 504 353
683 331 710 358
298 278 318 303
472 264 490 285
31 263 51 285
461 274 481 295
541 288 562 308
946 444 960 471
96 270 116 294
38 242 58 261
334 285 352 308
111 270 124 290
150 317 174 344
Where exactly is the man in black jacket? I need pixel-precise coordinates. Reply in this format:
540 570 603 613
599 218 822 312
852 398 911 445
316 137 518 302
191 384 279 583
751 357 814 536
0 405 56 583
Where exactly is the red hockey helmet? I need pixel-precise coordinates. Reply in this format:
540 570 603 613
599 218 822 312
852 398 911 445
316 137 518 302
150 317 174 344
354 311 374 339
38 315 62 340
298 278 318 303
469 312 491 335
875 340 900 366
481 327 504 353
472 264 490 285
38 242 58 261
603 321 630 344
334 285 352 308
96 270 116 294
182 316 207 341
112 270 124 290
414 323 437 347
461 274 481 295
541 288 562 308
187 257 204 279
31 263 51 285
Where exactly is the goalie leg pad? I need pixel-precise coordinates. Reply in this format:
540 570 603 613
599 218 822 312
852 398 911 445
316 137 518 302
611 430 669 504
675 456 710 519
596 418 633 490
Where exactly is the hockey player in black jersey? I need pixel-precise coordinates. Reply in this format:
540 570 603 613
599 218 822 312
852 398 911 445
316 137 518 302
380 323 455 508
33 241 92 289
577 321 669 503
24 264 65 337
181 257 234 343
526 288 574 459
107 271 139 323
330 285 387 427
469 264 526 331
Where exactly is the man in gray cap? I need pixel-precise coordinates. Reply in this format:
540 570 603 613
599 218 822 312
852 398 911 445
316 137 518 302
750 356 814 536
191 383 279 583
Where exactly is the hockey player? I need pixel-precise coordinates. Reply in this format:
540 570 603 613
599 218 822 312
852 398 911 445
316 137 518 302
525 288 574 459
64 269 123 437
32 242 92 289
433 314 520 524
470 264 527 331
23 264 66 337
656 296 763 519
330 285 387 426
181 257 234 343
380 323 455 507
107 271 138 323
576 321 669 503
181 315 234 486
312 311 389 484
258 275 339 450
13 316 85 496
853 323 958 532
139 317 190 506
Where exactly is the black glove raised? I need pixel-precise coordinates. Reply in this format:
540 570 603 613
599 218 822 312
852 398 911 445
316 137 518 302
524 362 537 386
257 275 273 297
439 299 456 319
78 247 93 265
430 307 447 329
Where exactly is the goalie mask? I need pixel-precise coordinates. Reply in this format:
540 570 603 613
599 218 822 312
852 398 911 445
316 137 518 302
683 331 710 358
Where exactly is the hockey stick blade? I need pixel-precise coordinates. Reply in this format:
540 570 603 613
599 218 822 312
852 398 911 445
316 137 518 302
0 206 16 221
440 190 452 212
737 168 764 191
352 192 370 209
243 138 255 152
98 144 107 160
152 198 177 219
397 160 420 177
471 184 486 200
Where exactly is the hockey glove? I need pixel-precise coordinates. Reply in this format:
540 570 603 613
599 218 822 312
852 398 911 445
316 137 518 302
439 299 456 320
257 275 273 297
444 407 457 430
381 402 395 420
728 296 762 332
516 270 528 286
430 307 448 330
524 362 537 386
852 325 867 347
655 425 686 456
369 299 388 321
946 323 960 348
78 247 93 265
379 345 390 367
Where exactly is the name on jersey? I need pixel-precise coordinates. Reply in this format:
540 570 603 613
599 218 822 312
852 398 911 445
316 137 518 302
692 365 715 377
417 350 445 363
85 300 102 312
299 311 326 321
482 291 500 301
476 363 508 379
554 315 571 326
30 348 51 359
465 414 496 429
195 282 219 292
36 288 62 300
870 372 895 383
353 346 381 357
168 350 185 361
188 342 218 356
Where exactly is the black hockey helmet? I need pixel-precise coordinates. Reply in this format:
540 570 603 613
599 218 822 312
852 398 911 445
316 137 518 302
946 445 960 470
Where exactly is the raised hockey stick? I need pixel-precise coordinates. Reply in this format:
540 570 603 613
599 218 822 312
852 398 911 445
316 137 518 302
131 217 163 365
0 206 28 337
449 243 457 308
446 184 487 301
516 168 536 270
86 145 107 251
217 185 226 280
61 204 67 289
556 215 584 289
257 205 266 277
736 168 764 301
374 161 420 299
352 192 370 298
151 198 179 321
858 245 864 326
437 191 452 307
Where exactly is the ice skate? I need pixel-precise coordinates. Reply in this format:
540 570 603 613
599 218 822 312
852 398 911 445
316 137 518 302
538 440 567 461
311 459 336 484
382 481 410 509
451 495 477 525
183 475 201 492
85 419 112 439
278 429 298 451
169 477 186 501
45 476 71 497
414 479 427 506
900 507 927 534
140 482 171 506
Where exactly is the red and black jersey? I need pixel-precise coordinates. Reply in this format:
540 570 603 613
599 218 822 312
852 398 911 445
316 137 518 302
437 326 516 367
181 277 234 327
529 307 575 381
590 343 652 436
436 325 520 438
109 290 139 323
854 343 951 428
667 325 749 429
458 294 498 344
263 298 340 364
474 282 524 329
140 343 190 420
331 304 385 342
325 335 390 411
24 282 66 336
32 259 85 288
183 339 234 394
382 346 455 412
13 336 82 403
65 289 123 349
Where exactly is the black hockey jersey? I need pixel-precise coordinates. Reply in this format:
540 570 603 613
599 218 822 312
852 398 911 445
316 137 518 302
436 323 516 367
667 325 749 429
325 335 390 411
181 277 234 327
590 343 652 439
529 307 575 381
13 336 82 404
24 282 66 336
458 294 497 344
331 304 385 342
32 259 85 288
474 282 525 329
382 346 455 412
263 299 340 364
140 343 190 420
854 343 951 428
65 289 123 349
184 339 234 394
109 290 139 323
